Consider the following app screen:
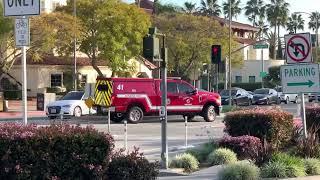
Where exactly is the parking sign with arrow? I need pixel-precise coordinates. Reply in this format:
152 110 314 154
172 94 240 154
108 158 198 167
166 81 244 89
281 64 320 94
285 33 312 64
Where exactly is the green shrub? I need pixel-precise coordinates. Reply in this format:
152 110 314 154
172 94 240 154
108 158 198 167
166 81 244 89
261 161 287 178
106 148 159 180
0 123 114 179
185 142 218 163
224 107 294 149
207 148 237 165
218 161 260 180
170 153 199 173
271 153 306 178
305 158 320 175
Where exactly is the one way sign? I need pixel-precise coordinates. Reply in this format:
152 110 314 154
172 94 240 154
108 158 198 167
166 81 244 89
285 33 312 64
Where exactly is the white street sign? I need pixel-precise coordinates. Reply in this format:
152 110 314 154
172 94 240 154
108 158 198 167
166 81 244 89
281 63 320 94
15 18 29 47
285 33 312 64
3 0 40 16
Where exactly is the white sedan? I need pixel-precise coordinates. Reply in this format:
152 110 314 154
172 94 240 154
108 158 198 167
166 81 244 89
46 91 95 119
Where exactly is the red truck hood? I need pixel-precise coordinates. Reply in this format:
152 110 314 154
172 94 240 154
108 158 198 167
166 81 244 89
198 90 221 105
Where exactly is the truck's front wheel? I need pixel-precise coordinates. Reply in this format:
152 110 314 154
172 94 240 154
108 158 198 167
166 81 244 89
127 106 144 124
203 105 216 122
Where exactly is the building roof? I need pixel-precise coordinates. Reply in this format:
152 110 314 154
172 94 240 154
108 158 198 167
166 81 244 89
212 16 259 32
14 55 107 66
14 55 157 70
236 38 257 45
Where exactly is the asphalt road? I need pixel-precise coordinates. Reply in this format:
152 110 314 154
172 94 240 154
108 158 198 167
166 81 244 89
0 102 307 161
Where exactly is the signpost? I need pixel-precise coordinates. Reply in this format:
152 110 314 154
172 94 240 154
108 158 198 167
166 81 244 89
15 18 29 46
3 0 40 125
282 33 318 139
3 0 40 16
254 43 269 88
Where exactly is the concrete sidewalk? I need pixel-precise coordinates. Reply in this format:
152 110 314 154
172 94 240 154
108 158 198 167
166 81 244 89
158 165 223 180
0 99 46 119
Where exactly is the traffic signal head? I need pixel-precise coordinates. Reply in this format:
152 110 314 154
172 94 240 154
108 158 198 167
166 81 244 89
211 45 222 64
143 35 160 60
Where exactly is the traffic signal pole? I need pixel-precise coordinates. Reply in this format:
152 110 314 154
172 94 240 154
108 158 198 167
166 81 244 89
160 36 168 169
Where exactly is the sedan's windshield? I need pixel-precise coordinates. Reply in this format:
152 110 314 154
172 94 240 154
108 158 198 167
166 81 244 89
254 89 269 94
61 91 84 100
220 90 237 96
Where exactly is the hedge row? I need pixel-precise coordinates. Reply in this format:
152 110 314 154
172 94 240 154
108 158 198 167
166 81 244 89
0 123 159 179
224 107 294 149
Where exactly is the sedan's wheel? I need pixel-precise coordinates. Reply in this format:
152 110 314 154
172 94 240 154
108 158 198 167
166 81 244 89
74 106 82 117
127 106 143 124
285 97 289 104
266 99 270 105
233 100 237 106
203 105 216 122
111 113 124 123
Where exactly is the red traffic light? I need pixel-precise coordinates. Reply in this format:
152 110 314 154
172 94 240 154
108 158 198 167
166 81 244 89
211 45 221 64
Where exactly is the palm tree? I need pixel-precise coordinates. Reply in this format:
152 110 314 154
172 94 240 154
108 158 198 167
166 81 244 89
287 14 304 34
255 20 269 39
244 0 265 26
200 0 221 17
309 12 320 31
183 2 197 14
266 0 290 59
223 0 242 20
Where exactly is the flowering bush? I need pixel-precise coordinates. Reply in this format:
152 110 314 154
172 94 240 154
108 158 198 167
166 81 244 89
0 123 114 180
306 105 320 131
219 136 262 162
106 148 159 179
224 107 294 149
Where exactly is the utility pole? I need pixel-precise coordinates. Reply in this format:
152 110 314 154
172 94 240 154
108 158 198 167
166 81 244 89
228 0 232 106
73 0 77 91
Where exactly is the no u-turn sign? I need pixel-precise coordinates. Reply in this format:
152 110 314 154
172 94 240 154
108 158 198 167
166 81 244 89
285 33 312 64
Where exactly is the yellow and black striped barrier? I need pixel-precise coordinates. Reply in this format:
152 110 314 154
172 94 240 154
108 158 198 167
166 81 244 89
94 79 113 107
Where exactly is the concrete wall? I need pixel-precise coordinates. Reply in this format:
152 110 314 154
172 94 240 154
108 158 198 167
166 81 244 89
232 60 285 83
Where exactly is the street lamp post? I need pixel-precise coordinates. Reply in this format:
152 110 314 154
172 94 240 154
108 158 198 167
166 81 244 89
73 0 77 91
228 0 232 106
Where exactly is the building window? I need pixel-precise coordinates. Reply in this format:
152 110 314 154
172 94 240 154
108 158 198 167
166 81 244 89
51 74 62 87
235 76 242 83
249 76 255 83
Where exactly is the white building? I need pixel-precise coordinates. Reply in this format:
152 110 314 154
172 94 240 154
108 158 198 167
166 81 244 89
40 0 66 13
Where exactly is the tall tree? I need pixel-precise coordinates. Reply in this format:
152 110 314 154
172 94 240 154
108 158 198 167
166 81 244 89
200 0 221 17
183 2 197 14
0 10 81 75
223 0 242 19
56 0 151 77
287 13 304 34
255 20 269 39
244 0 265 26
154 1 181 14
266 0 290 59
308 11 320 31
154 13 243 80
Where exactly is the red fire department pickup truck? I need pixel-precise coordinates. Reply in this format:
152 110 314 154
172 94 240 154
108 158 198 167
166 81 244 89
95 77 221 124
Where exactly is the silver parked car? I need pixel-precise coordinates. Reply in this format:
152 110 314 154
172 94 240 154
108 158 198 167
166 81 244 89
275 86 298 104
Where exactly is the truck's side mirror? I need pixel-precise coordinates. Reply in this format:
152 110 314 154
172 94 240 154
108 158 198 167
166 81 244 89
187 89 198 95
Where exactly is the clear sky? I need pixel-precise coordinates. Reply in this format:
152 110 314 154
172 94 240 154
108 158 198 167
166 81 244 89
125 0 320 35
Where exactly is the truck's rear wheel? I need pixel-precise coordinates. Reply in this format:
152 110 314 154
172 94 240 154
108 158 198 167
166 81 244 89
127 106 143 124
203 105 216 122
111 113 124 123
